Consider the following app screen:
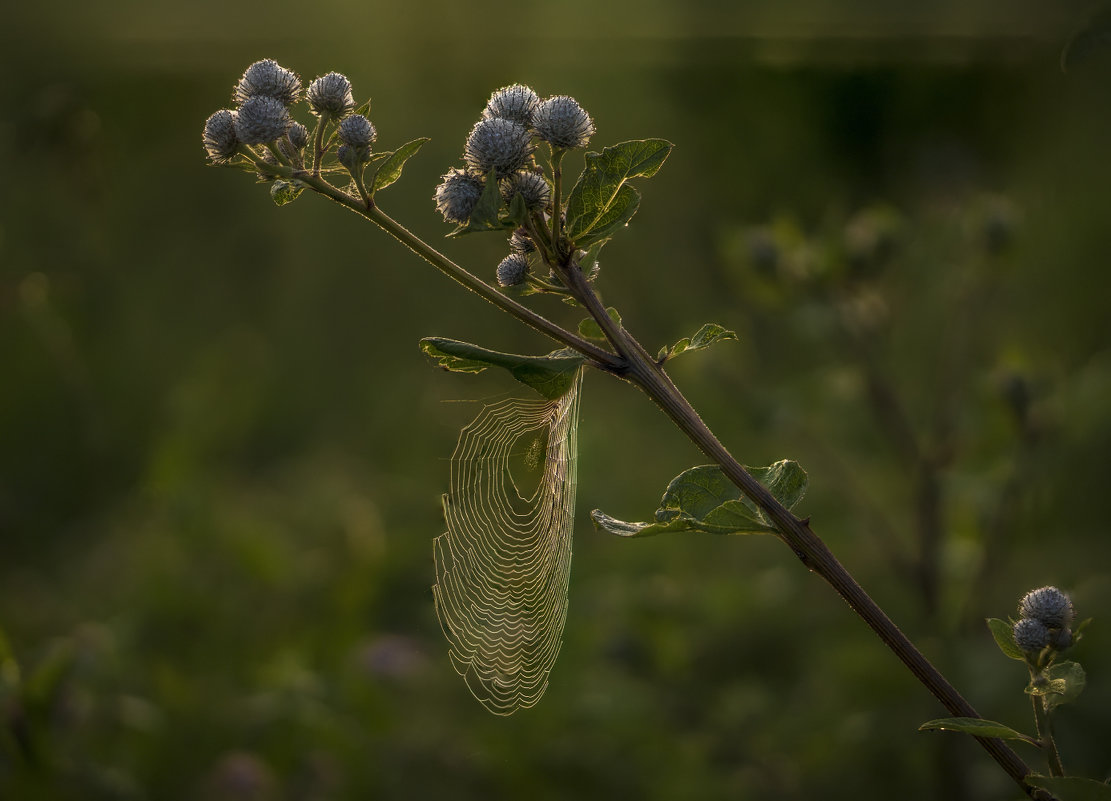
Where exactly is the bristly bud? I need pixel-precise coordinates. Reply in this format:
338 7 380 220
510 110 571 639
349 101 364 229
501 171 551 212
532 95 594 149
234 95 292 145
1052 627 1074 650
464 117 533 178
509 227 535 254
287 122 308 151
1019 586 1074 630
338 115 376 148
1013 618 1051 654
203 109 240 163
484 84 540 127
307 72 356 120
434 168 485 224
496 253 530 287
233 59 302 107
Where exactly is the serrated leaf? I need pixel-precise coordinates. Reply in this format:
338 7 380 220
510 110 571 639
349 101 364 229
565 139 673 245
987 618 1027 661
1027 776 1111 801
918 717 1040 746
577 307 621 341
270 179 304 206
372 137 430 194
1044 661 1086 711
420 337 585 400
660 323 738 362
591 460 807 538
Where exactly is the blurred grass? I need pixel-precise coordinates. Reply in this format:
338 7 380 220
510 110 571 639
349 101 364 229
2 1 1111 799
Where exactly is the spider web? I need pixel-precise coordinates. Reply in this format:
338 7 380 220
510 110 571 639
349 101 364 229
433 368 583 715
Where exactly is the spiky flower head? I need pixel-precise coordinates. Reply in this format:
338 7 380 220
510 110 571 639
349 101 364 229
464 117 533 178
509 227 535 254
287 122 308 151
203 109 239 163
434 168 484 224
484 84 540 127
532 95 594 149
1013 618 1051 654
338 114 376 148
307 72 356 120
496 253 530 287
1019 586 1074 630
233 95 291 145
501 170 551 212
233 59 302 107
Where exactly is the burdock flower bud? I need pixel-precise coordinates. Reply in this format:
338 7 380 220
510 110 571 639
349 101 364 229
234 95 291 145
1019 586 1074 630
532 95 594 149
496 254 530 287
307 72 355 120
338 114 376 148
233 59 302 107
464 117 533 178
434 168 484 224
203 109 239 163
501 171 551 212
287 122 308 151
484 84 540 127
509 227 535 254
1013 618 1051 654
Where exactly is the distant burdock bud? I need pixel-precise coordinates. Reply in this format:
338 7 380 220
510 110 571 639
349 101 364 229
532 95 594 149
1013 618 1051 654
203 109 239 163
496 253 530 287
287 122 308 151
484 84 540 127
338 114 376 148
434 168 484 224
464 117 533 178
233 59 302 107
509 227 535 254
308 72 356 120
501 171 551 211
1019 586 1074 630
234 95 291 145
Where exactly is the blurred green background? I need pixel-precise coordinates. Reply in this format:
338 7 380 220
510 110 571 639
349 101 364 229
2 1 1110 798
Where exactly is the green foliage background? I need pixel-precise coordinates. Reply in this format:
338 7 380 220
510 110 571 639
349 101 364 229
2 1 1110 798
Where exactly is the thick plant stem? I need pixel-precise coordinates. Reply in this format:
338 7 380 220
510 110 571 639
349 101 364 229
558 263 1039 798
1031 694 1064 777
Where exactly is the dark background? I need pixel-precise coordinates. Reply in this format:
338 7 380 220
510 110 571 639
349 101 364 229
2 2 1110 798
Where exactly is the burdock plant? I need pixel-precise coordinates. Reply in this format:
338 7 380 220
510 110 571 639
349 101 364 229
203 61 1098 801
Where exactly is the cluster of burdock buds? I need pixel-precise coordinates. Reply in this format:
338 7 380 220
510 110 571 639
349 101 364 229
1013 586 1075 656
202 59 374 180
433 84 595 288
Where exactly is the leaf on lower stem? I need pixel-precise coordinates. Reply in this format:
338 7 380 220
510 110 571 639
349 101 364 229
1025 775 1111 801
1043 661 1086 711
578 307 621 341
591 460 806 538
918 717 1041 747
658 323 738 362
420 337 584 401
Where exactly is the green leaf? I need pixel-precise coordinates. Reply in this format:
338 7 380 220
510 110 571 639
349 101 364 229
577 307 621 341
420 337 585 400
987 618 1027 661
1026 776 1111 801
1043 661 1086 711
372 137 430 194
270 179 304 206
591 460 807 538
565 139 673 245
918 717 1040 747
659 323 738 362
